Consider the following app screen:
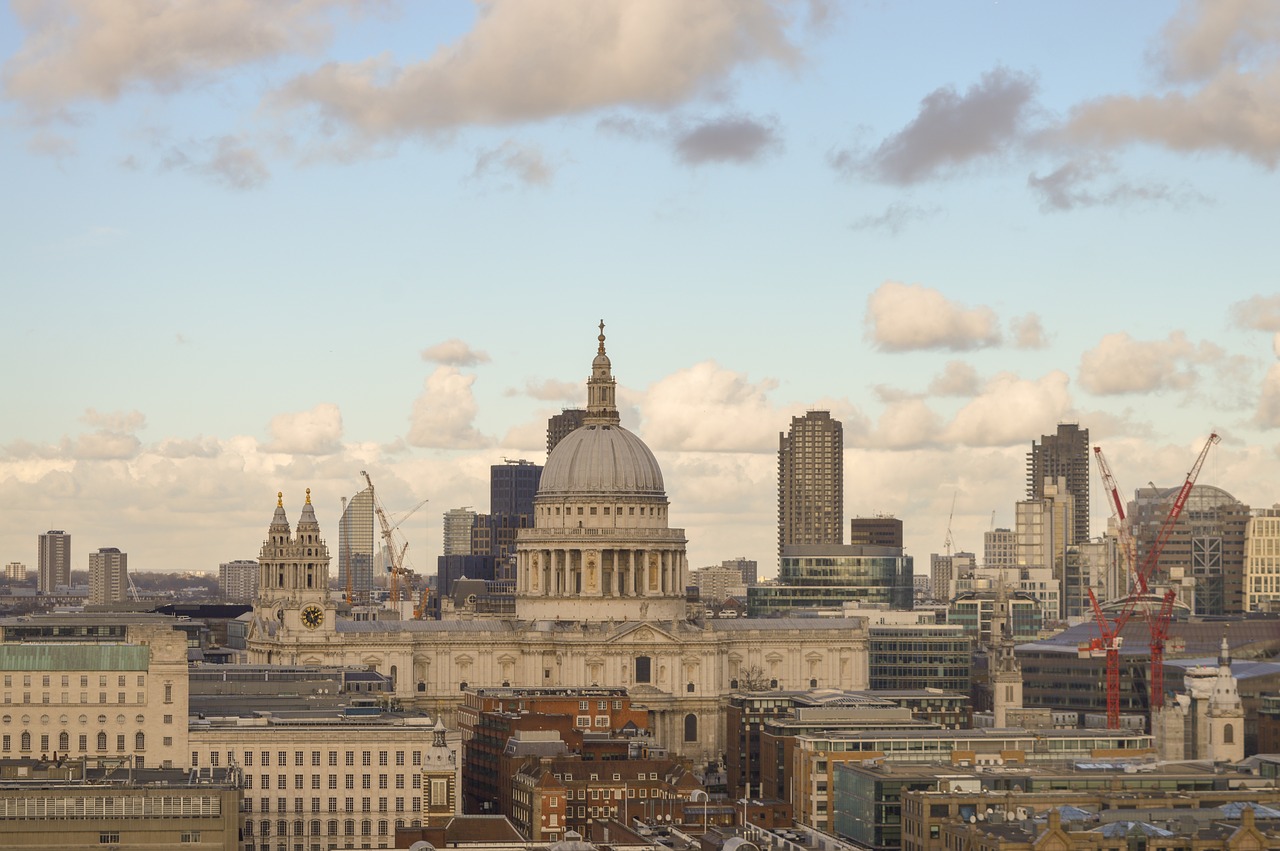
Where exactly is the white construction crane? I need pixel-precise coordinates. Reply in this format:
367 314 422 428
360 471 426 606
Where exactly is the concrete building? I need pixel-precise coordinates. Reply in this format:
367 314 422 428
0 761 241 850
247 327 873 763
218 559 258 603
1245 506 1280 612
749 545 913 616
36 530 70 594
4 562 26 582
721 557 758 587
984 528 1016 571
1026 423 1090 545
777 411 843 555
443 508 477 557
1016 476 1074 619
850 517 903 549
930 552 976 602
189 707 446 849
491 459 542 517
0 614 189 769
547 409 586 455
338 484 375 605
1129 484 1249 615
87 547 128 606
691 565 747 605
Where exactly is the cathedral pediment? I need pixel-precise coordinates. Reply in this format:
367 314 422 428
604 622 679 645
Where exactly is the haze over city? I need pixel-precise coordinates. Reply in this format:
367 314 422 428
3 1 1279 575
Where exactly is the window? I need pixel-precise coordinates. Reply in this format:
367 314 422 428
1224 724 1235 744
136 732 145 750
1 735 9 752
99 833 121 844
635 656 651 684
20 731 31 751
163 683 172 704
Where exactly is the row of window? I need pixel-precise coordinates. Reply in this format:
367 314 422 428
244 818 410 837
197 750 419 768
2 730 147 752
1 712 170 725
3 675 144 688
247 797 419 814
242 774 420 791
546 505 664 517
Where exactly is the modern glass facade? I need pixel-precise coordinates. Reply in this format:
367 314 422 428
749 545 913 616
868 626 971 693
946 591 1042 644
339 487 375 604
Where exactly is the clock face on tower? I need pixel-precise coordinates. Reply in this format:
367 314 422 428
301 605 324 630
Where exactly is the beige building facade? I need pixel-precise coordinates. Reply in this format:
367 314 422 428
0 615 188 769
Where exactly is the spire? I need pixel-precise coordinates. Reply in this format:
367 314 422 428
298 488 319 528
270 492 290 532
584 320 621 426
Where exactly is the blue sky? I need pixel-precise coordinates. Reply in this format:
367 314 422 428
2 1 1279 578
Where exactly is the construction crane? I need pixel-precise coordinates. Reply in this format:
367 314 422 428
944 492 957 557
1086 432 1219 728
360 471 425 606
1093 446 1136 597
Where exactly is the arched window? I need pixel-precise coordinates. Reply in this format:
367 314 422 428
310 820 320 836
328 820 338 837
97 732 107 751
59 731 69 751
684 713 698 742
417 682 426 693
20 731 30 751
362 819 372 836
1224 723 1235 744
135 732 145 750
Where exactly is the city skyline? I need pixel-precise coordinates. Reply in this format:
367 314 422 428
2 2 1280 575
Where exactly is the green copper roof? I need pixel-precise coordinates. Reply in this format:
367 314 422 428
0 644 150 671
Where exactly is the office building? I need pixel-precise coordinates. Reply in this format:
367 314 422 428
750 545 914 616
947 590 1042 645
1246 506 1280 611
1129 484 1249 615
1016 476 1074 618
778 411 843 554
546 408 585 455
868 624 971 693
36 530 70 594
1026 423 1090 545
338 485 375 605
691 564 747 604
0 614 190 769
88 546 128 605
490 459 542 517
721 556 758 586
850 516 903 549
983 528 1016 569
929 552 975 601
218 559 258 603
3 562 26 582
442 508 477 556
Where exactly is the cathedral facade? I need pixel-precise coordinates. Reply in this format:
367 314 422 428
247 326 870 762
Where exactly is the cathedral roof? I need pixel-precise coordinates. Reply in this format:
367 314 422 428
539 323 665 499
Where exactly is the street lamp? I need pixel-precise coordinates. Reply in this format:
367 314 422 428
691 789 709 834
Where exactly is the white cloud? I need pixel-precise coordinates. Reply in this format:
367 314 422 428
3 0 353 112
508 379 580 402
69 431 142 460
1256 364 1280 428
407 367 491 449
81 408 146 433
927 361 981 397
272 0 805 141
471 140 554 186
265 403 344 455
420 339 491 367
1230 294 1280 332
1077 331 1226 395
943 371 1073 447
639 361 784 452
1011 314 1048 349
867 400 943 450
865 282 1002 352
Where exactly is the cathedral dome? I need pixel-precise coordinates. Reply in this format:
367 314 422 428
540 422 665 497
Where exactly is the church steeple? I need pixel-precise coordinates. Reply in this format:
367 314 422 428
584 319 621 426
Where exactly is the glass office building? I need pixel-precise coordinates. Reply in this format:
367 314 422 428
339 486 375 604
748 545 913 616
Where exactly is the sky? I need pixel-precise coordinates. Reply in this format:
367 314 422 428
2 0 1280 580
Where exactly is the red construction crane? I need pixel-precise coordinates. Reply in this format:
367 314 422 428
1087 432 1219 728
1093 446 1136 597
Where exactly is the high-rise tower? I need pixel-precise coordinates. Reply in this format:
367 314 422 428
338 486 375 604
37 530 71 594
1026 423 1090 545
777 411 843 554
88 547 128 605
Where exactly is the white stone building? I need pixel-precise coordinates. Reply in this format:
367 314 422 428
246 326 871 762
